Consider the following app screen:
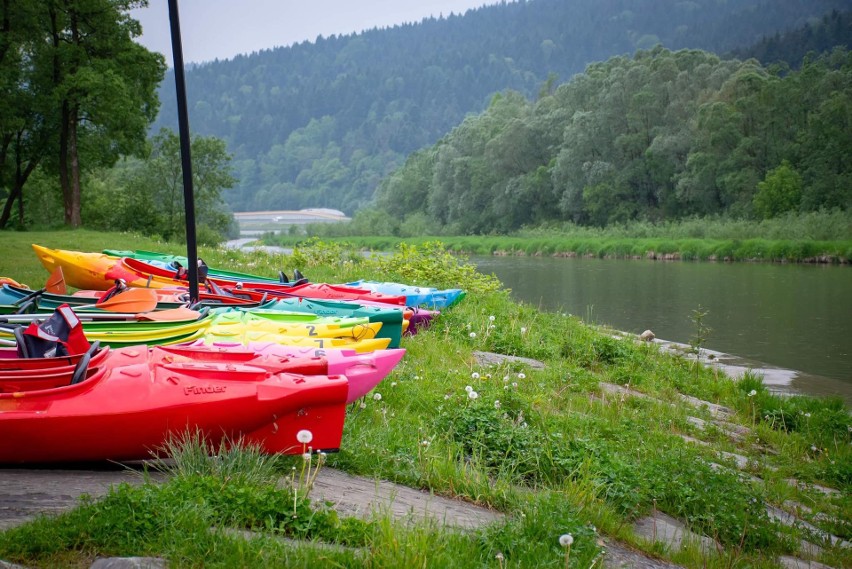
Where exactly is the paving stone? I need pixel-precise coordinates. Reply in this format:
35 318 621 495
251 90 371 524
473 351 546 369
777 555 838 569
89 558 166 569
633 512 718 553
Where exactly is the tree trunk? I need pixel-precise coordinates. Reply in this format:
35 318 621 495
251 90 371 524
59 100 72 225
0 140 38 229
68 104 82 227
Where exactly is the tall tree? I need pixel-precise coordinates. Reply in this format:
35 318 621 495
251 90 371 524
0 0 49 228
43 0 164 227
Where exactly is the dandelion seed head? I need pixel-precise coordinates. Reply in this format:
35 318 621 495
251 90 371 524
520 327 527 334
302 452 312 461
469 332 477 338
748 389 757 397
465 385 473 393
391 382 397 387
471 372 480 379
559 534 574 547
494 400 501 409
296 429 314 444
359 401 367 409
468 391 479 400
489 315 495 322
512 382 518 388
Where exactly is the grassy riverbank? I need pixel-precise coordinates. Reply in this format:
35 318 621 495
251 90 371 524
274 210 852 263
0 232 850 568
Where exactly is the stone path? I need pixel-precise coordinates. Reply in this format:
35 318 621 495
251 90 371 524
0 464 685 569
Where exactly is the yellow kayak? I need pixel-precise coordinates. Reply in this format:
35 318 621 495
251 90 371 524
210 312 381 339
201 328 391 353
31 245 179 290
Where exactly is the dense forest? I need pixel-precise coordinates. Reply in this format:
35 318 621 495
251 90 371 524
369 47 851 233
150 0 852 215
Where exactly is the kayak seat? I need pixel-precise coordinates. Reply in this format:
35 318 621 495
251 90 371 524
70 341 100 385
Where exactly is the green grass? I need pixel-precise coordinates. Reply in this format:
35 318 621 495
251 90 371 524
276 210 852 264
0 233 850 568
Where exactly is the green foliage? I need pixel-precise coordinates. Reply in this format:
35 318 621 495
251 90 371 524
754 160 803 219
146 1 850 220
82 128 236 244
373 47 851 233
0 0 166 228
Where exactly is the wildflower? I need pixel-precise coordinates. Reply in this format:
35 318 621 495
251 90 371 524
373 392 382 401
296 429 314 444
468 391 479 400
518 372 526 379
469 332 477 338
559 533 574 547
489 315 496 322
359 401 367 409
748 389 757 397
465 385 473 393
494 400 501 409
520 327 527 334
471 372 480 379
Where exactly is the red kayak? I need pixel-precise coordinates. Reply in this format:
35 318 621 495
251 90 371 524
218 282 407 306
0 353 348 463
177 342 405 402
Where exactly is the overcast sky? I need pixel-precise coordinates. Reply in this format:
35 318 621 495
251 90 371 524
131 0 500 65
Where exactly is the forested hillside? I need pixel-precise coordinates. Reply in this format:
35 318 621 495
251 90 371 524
150 0 851 214
729 9 852 67
372 47 851 233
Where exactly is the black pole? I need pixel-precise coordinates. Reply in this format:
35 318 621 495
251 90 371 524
167 0 199 302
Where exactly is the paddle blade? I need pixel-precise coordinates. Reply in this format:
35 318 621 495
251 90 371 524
96 287 158 313
45 266 67 294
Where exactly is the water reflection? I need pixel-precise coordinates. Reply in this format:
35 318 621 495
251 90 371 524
472 255 852 404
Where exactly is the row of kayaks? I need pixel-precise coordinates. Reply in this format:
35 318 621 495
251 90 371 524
0 245 468 464
29 244 466 309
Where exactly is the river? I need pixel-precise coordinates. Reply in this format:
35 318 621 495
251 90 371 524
471 255 852 404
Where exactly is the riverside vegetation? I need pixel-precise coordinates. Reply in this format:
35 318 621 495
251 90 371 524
0 231 850 568
273 210 852 263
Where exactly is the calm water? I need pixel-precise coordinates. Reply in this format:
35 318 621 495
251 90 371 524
472 256 852 404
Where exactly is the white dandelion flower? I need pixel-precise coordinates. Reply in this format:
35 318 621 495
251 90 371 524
373 392 382 401
296 429 313 444
469 332 477 338
559 533 574 547
468 391 479 400
471 372 480 379
465 385 473 393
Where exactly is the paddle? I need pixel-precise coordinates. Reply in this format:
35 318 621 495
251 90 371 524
45 266 67 294
7 268 67 309
92 287 159 313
